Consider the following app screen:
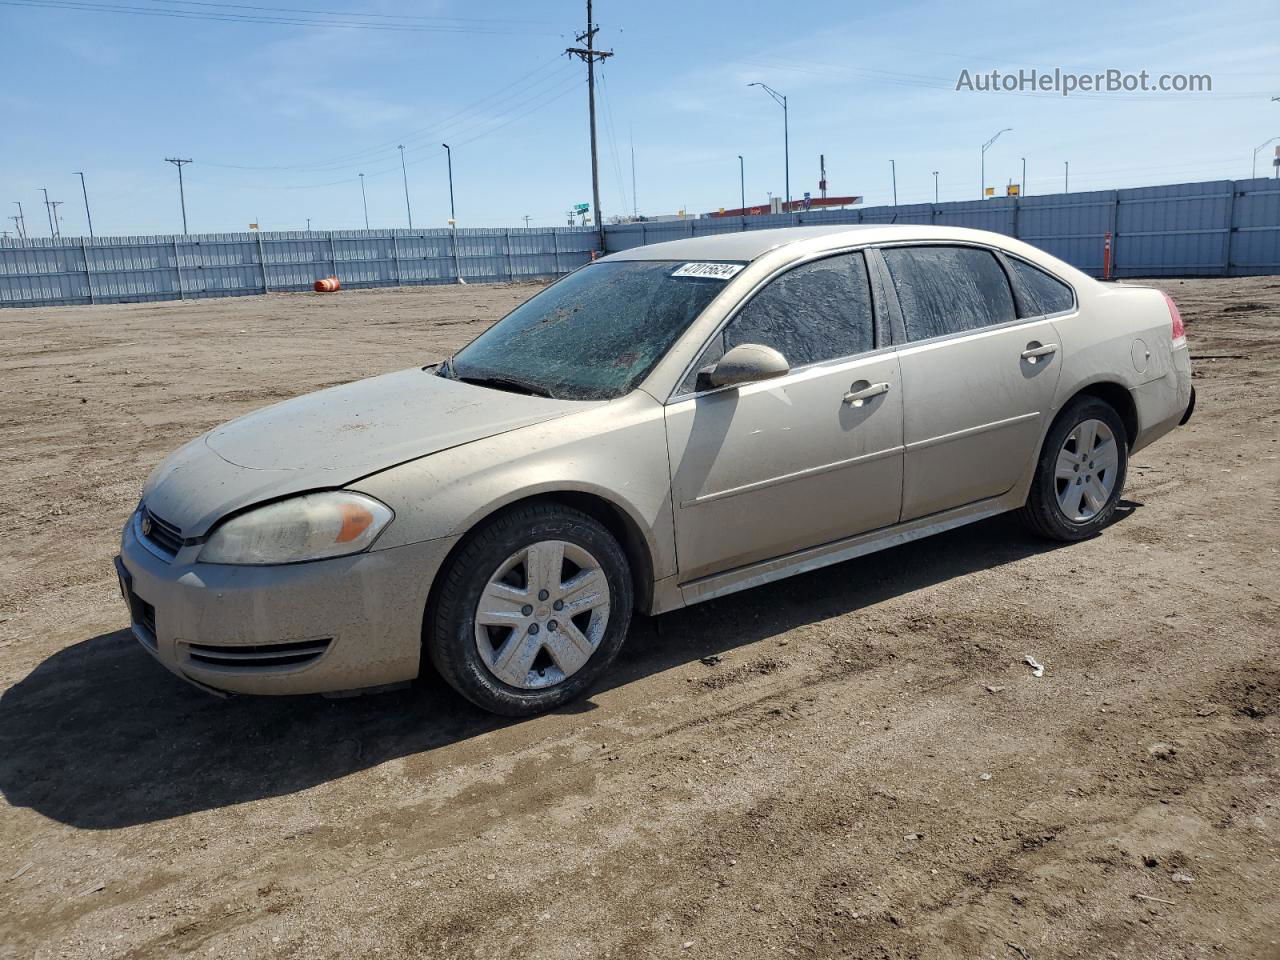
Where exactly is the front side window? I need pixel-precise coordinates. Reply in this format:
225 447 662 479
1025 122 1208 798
447 260 734 400
1008 258 1075 317
681 252 875 393
882 245 1017 341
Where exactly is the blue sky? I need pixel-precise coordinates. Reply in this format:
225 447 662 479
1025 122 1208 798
3 0 1279 237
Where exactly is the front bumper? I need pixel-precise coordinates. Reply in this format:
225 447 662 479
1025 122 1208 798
116 511 457 696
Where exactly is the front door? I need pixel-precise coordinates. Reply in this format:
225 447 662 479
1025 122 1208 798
665 251 905 583
878 244 1064 521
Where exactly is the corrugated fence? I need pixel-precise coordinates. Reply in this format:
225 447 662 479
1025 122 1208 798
0 226 598 308
3 176 1279 309
604 177 1280 279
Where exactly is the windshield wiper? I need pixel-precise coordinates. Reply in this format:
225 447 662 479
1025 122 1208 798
456 374 557 399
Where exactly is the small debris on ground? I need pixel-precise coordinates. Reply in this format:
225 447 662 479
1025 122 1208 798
1147 742 1177 761
699 655 723 666
1024 655 1045 678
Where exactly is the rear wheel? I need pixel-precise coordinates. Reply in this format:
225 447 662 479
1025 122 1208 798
427 503 633 716
1020 397 1128 542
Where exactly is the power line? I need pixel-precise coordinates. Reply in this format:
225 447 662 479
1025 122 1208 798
0 0 554 34
198 57 572 172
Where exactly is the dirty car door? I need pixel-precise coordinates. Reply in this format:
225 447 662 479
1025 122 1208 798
665 251 904 583
879 244 1063 522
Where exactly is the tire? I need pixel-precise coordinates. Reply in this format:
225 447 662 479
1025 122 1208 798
1020 396 1129 542
427 502 633 716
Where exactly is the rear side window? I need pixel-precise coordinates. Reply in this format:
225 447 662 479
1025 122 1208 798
724 251 875 366
1008 258 1075 316
882 245 1016 341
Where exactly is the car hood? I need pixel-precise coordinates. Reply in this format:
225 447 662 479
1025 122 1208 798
141 367 592 537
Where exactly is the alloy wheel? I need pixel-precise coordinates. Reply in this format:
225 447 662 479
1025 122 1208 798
1054 418 1120 523
473 540 611 690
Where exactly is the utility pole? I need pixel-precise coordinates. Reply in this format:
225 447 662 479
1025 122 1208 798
49 201 64 237
819 154 827 199
565 0 613 242
738 155 745 210
890 159 897 206
442 143 456 223
1021 157 1027 197
932 171 939 204
359 173 369 229
13 201 26 239
74 172 94 238
630 132 637 219
41 188 55 236
164 158 192 234
1064 161 1069 193
748 82 789 211
398 145 413 229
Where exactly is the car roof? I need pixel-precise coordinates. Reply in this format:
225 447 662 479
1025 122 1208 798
599 224 1016 263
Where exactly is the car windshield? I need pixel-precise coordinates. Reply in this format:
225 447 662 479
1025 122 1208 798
445 260 738 400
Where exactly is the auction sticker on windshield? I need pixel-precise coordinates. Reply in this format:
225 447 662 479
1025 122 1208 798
671 262 746 280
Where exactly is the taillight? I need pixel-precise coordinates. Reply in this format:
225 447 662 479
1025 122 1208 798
1162 292 1186 347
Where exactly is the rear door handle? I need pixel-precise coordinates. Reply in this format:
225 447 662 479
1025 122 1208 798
1021 342 1058 362
843 381 891 405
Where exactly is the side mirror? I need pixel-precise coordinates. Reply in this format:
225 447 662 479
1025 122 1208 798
706 343 790 389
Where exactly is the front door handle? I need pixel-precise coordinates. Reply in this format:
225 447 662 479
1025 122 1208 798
1021 342 1058 363
843 381 891 405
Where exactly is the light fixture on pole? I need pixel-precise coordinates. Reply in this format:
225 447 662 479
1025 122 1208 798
1252 137 1280 178
74 171 94 238
398 145 413 229
442 143 456 223
748 82 790 211
980 128 1012 199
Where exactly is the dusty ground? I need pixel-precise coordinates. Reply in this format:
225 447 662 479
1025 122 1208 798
1 277 1278 960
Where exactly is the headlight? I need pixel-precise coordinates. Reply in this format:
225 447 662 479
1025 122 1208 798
199 492 393 565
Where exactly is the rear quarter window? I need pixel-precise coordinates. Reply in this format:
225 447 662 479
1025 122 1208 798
1008 258 1076 316
882 245 1016 341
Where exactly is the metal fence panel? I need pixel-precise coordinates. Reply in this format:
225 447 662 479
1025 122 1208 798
599 177 1280 281
0 225 598 308
5 179 1280 309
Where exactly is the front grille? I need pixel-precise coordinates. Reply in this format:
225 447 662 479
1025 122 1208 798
181 638 333 672
142 508 184 556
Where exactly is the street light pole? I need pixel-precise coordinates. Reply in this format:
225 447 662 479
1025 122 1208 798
890 159 897 206
358 173 369 229
748 82 789 211
74 171 94 238
738 155 745 210
398 145 413 229
41 187 54 236
980 128 1012 200
932 170 939 204
1064 161 1069 193
1251 137 1280 178
1021 157 1027 197
442 143 456 223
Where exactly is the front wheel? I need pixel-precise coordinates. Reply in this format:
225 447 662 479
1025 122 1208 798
426 503 633 716
1020 397 1129 542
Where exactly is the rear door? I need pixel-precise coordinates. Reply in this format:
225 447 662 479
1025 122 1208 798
878 244 1064 522
665 250 904 582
